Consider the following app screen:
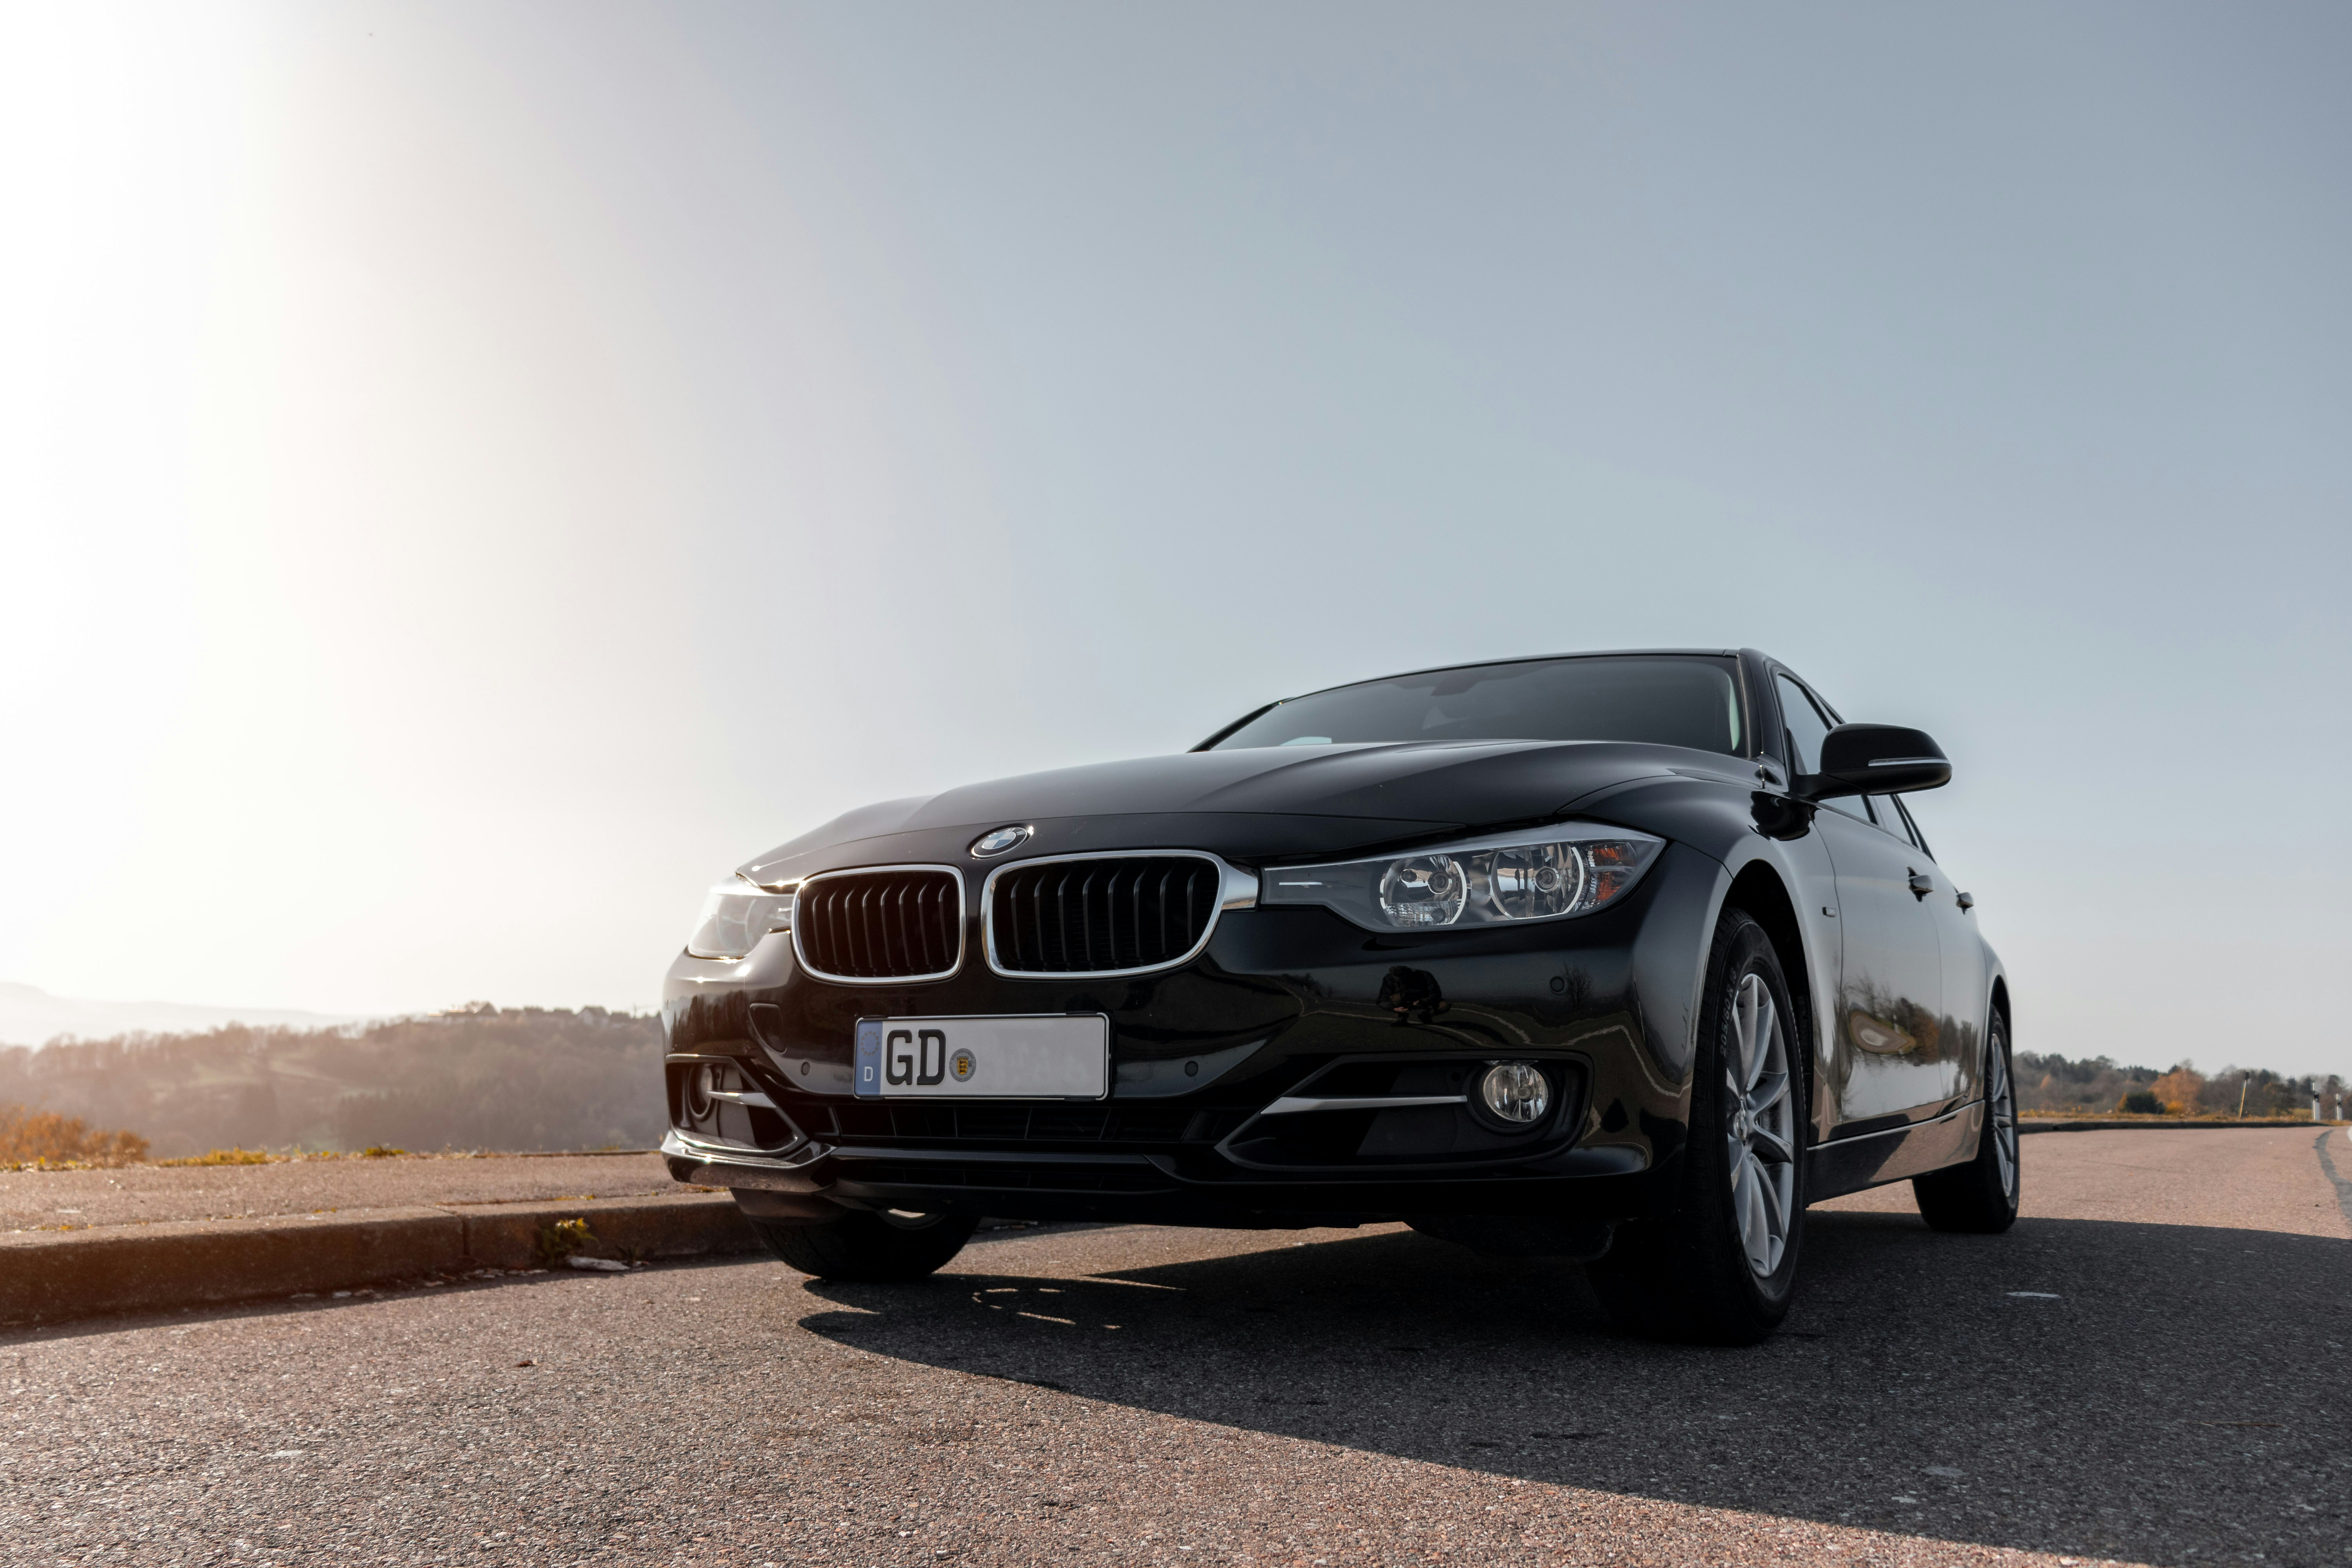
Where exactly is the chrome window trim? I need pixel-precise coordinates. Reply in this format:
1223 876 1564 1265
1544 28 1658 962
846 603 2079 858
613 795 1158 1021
981 849 1259 981
790 863 968 986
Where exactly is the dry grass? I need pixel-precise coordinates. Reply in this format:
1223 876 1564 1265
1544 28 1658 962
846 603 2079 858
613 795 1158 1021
0 1120 569 1170
155 1147 279 1167
154 1145 409 1166
0 1103 151 1169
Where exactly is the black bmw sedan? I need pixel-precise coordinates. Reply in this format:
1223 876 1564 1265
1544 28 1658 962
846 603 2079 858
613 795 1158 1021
660 648 2015 1343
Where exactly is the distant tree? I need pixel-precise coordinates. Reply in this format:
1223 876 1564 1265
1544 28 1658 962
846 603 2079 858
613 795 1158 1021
0 1103 149 1165
2116 1089 2163 1115
2016 1052 2160 1114
2149 1065 2205 1117
2201 1067 2320 1119
2243 1071 2302 1118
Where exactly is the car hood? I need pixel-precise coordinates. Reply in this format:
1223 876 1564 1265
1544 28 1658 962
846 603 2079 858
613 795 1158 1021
740 740 1748 882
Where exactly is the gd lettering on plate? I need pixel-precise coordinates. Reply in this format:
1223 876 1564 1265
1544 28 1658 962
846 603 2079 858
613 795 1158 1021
853 1015 1107 1100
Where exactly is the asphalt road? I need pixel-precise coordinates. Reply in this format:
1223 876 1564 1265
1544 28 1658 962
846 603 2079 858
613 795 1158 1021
5 1129 2348 1568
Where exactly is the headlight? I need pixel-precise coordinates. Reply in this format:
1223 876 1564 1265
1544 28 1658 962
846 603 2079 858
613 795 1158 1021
1377 855 1468 927
1261 824 1664 932
685 877 795 960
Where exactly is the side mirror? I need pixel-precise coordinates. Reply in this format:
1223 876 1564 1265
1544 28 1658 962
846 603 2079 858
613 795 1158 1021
1800 724 1951 799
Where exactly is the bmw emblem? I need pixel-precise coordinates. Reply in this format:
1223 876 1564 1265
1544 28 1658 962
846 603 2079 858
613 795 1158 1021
970 824 1033 858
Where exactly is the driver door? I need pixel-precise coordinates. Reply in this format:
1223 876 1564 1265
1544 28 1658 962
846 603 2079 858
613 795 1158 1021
1774 675 1949 1122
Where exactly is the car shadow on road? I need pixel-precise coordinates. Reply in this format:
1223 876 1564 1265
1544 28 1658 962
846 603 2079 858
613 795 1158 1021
799 1210 2350 1566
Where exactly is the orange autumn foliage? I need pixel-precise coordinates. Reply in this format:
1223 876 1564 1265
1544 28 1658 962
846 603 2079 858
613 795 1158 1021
0 1102 151 1167
2149 1065 2207 1118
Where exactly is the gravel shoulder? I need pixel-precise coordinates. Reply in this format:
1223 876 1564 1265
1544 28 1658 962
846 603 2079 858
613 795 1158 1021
4 1131 2347 1566
1 1152 675 1232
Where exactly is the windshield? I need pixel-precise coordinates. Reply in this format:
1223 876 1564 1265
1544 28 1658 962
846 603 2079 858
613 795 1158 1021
1207 655 1746 756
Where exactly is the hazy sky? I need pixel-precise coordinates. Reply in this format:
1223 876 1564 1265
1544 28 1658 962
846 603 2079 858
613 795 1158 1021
3 4 2346 1075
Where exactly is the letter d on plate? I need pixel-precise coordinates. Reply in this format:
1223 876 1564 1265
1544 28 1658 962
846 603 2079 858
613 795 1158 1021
854 1020 883 1097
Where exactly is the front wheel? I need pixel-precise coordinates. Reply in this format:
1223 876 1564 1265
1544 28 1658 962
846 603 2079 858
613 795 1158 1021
745 1207 978 1281
1586 907 1808 1345
1912 1014 2020 1233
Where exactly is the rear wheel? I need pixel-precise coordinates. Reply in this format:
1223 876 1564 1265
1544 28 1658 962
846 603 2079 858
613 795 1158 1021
1586 907 1807 1345
1912 1014 2019 1233
746 1208 978 1281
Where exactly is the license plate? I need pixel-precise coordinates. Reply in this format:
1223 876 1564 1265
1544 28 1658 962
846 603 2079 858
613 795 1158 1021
853 1014 1109 1100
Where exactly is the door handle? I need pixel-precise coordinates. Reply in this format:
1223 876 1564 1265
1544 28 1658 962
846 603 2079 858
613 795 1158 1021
1907 871 1934 900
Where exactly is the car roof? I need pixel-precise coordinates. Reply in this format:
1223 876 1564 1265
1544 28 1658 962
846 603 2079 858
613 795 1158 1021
1269 648 1750 706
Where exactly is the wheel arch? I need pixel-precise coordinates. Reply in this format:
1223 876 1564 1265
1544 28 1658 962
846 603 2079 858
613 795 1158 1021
1723 860 1815 1066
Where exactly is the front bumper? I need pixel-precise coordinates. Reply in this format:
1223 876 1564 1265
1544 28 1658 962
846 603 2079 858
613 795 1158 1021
659 841 1721 1227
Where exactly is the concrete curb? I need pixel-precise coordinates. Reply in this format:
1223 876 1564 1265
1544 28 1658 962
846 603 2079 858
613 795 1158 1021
2018 1118 2341 1134
0 1192 760 1327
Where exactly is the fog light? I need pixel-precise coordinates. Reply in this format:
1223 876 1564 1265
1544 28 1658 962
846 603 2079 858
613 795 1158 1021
1479 1062 1550 1125
683 1063 719 1122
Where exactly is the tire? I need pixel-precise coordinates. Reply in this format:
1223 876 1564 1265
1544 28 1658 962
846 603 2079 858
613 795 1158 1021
747 1208 979 1282
1912 1013 2020 1233
1586 906 1808 1345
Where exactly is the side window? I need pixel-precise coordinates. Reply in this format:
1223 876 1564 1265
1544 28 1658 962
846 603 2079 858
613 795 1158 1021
1781 673 1872 818
1774 675 1831 775
1868 795 1913 844
1890 795 1935 860
1823 788 1871 824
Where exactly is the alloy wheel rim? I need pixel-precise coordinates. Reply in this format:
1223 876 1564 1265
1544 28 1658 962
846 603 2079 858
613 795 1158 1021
1725 971 1797 1278
1989 1033 2018 1200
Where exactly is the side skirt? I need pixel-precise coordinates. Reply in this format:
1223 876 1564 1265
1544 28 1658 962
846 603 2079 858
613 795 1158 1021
1807 1101 1983 1203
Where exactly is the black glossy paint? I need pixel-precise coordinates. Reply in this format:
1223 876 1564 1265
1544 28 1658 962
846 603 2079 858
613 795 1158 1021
664 647 2005 1225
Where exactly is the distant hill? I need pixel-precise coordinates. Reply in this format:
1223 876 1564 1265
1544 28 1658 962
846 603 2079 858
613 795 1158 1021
0 982 367 1049
0 1005 665 1158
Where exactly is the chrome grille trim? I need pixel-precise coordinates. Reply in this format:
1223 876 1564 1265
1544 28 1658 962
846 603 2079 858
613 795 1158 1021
982 850 1256 980
791 864 966 985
